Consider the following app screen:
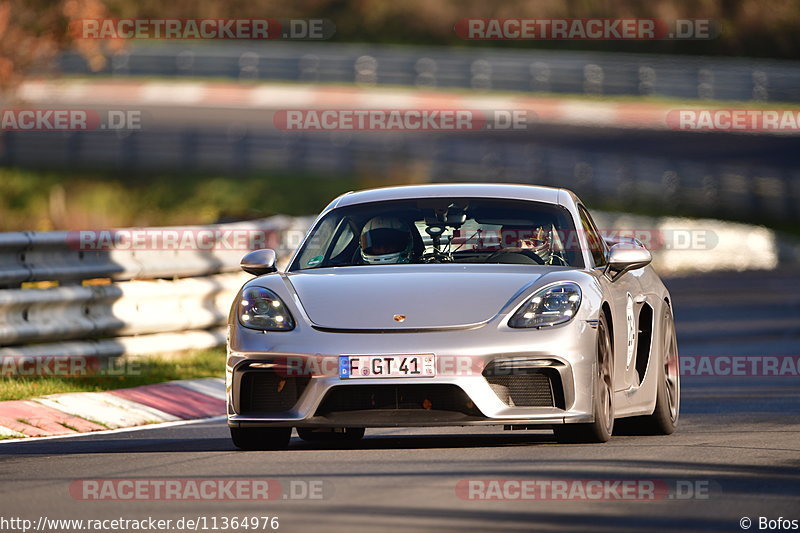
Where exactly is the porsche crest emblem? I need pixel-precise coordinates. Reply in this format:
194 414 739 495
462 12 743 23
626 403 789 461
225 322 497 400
393 314 406 322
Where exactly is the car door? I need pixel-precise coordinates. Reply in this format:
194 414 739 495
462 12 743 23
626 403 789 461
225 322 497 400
577 205 645 391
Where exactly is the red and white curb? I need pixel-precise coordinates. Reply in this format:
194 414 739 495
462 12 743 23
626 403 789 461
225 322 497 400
0 377 225 440
16 79 800 135
3 79 721 133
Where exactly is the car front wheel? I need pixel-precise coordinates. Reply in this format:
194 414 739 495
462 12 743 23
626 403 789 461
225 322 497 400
554 312 615 444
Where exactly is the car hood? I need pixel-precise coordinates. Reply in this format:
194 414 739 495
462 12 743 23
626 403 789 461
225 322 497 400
284 264 551 330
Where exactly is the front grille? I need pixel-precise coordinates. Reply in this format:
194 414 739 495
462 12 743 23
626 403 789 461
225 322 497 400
483 363 562 408
315 385 481 416
239 371 309 414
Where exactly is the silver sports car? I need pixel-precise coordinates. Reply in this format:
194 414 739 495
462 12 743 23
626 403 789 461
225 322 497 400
226 183 680 449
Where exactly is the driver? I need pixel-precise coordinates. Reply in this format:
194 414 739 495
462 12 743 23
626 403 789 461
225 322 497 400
359 216 415 264
501 224 566 265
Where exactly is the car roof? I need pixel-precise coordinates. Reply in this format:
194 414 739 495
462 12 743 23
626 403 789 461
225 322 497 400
331 183 572 209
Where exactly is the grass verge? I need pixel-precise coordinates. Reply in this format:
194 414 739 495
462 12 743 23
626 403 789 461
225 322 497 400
0 167 376 232
0 348 225 402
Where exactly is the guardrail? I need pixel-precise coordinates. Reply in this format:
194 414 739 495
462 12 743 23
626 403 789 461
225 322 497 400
0 215 309 287
0 215 312 359
57 42 800 102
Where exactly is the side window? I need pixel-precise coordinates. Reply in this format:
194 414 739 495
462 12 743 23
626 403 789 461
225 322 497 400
578 205 607 268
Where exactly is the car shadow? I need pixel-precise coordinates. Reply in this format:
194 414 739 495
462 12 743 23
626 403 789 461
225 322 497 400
0 424 560 455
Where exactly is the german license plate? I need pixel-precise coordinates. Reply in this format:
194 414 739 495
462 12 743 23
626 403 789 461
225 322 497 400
339 355 435 379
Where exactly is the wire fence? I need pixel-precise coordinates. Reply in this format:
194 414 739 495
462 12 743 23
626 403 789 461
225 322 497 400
57 42 800 102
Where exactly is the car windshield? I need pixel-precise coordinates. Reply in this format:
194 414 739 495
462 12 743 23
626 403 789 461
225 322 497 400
291 198 584 270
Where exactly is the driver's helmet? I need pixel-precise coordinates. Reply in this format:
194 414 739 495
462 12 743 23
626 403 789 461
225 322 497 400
360 216 414 264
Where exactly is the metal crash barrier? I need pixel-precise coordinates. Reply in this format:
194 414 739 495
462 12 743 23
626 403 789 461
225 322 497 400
0 215 312 359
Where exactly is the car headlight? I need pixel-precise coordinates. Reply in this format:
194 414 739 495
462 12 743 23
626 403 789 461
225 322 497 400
508 283 582 328
238 287 295 331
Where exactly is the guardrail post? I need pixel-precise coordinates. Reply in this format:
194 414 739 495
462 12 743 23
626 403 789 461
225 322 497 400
0 131 14 166
530 62 551 92
232 128 250 174
355 55 378 86
638 66 656 96
698 68 715 99
114 130 136 171
583 64 604 95
783 171 798 222
66 131 82 168
470 59 492 90
182 129 198 171
661 169 681 211
752 70 769 101
111 51 130 76
239 51 259 80
415 58 437 87
299 54 320 82
177 50 195 77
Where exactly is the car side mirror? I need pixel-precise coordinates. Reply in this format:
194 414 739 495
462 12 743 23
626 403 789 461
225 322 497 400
240 249 278 276
605 243 651 281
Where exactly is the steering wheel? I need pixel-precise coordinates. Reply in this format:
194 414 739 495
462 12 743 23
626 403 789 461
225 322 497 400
485 249 545 265
420 251 452 263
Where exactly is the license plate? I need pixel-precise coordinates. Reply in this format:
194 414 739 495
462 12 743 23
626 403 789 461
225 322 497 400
339 355 435 379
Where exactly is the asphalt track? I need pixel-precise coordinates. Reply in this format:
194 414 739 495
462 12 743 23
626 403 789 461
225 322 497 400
0 269 798 533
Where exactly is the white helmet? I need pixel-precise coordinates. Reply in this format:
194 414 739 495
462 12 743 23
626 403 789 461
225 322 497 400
360 216 413 264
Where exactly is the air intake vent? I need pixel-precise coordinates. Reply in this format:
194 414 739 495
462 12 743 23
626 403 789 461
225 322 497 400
239 372 309 414
483 363 562 408
315 385 481 416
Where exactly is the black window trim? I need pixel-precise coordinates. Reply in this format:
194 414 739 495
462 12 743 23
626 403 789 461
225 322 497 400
577 203 608 269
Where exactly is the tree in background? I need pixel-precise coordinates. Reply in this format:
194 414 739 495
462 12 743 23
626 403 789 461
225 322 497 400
1 0 798 89
0 0 124 93
98 0 800 59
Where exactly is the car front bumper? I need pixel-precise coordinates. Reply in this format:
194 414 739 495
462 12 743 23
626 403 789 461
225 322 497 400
226 317 599 429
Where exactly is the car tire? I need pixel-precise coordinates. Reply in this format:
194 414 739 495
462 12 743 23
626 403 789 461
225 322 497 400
297 427 365 442
554 312 615 444
230 427 292 450
616 304 680 435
